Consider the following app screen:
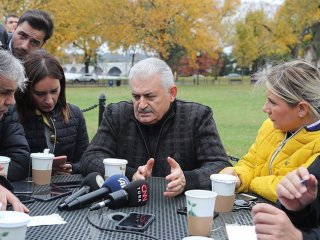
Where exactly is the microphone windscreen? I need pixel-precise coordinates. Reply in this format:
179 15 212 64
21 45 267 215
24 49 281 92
102 174 129 192
80 172 104 191
124 180 149 207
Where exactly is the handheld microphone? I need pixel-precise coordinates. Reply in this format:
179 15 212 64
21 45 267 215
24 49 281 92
58 172 104 210
64 174 129 210
89 179 149 211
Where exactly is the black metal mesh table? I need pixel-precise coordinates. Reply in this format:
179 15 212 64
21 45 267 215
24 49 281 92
25 175 255 240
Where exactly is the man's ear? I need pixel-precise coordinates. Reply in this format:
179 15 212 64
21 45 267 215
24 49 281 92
297 101 309 117
169 85 177 102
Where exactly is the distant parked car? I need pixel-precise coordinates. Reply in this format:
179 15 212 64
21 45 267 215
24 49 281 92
225 73 241 79
74 73 97 83
225 73 242 84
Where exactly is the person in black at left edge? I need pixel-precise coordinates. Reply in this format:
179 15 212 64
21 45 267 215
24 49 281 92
0 45 30 181
0 164 29 212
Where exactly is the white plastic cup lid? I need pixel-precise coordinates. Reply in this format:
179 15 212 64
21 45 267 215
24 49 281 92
30 150 54 160
210 174 238 184
0 156 10 164
0 211 30 228
103 158 128 166
185 190 217 199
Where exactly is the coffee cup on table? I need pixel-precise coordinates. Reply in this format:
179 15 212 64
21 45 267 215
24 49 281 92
103 158 128 179
0 156 10 177
0 211 30 240
185 190 217 237
30 149 54 185
210 174 237 212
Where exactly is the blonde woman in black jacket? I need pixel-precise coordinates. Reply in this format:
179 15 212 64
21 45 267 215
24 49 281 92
15 50 89 174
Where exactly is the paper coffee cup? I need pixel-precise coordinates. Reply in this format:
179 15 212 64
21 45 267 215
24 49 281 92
0 211 30 240
185 190 217 237
30 149 54 185
103 158 127 179
210 174 237 212
0 156 10 177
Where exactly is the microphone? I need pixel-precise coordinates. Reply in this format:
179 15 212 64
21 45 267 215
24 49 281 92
58 172 104 210
89 179 149 211
64 174 129 211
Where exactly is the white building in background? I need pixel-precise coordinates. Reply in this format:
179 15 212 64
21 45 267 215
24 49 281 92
62 62 132 79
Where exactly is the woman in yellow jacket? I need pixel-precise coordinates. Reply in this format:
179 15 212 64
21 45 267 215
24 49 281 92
221 60 320 202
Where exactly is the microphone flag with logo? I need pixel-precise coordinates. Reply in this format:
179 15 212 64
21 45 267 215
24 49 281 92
89 179 149 211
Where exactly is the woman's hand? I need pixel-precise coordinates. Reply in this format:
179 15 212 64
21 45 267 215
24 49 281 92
0 185 29 213
277 166 318 211
220 167 241 188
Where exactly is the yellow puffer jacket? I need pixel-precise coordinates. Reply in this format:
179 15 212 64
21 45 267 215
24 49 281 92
232 119 320 202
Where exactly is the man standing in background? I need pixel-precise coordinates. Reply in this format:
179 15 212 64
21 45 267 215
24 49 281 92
7 9 53 60
3 14 19 33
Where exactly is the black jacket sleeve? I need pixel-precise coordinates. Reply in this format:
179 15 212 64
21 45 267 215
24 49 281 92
281 158 320 240
0 107 30 181
282 198 320 240
70 105 89 173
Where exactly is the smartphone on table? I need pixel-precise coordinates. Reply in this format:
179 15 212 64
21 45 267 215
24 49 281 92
15 194 35 204
52 156 67 168
12 180 34 194
7 194 36 208
31 187 72 202
115 212 155 232
236 193 258 201
51 181 82 189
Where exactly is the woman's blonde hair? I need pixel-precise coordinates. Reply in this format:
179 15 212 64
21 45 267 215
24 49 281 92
257 59 320 119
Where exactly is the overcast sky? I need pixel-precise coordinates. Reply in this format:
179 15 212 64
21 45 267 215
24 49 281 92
242 0 284 4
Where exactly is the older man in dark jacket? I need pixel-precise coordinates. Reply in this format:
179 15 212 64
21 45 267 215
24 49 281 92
0 50 30 181
80 57 231 197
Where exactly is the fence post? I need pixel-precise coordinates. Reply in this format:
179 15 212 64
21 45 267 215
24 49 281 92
98 93 106 126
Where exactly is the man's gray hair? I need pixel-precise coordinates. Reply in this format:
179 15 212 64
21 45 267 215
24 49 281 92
128 57 174 89
0 50 26 91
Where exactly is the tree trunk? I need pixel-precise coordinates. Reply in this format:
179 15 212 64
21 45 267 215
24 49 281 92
84 54 90 73
311 22 320 67
291 45 299 59
131 53 136 67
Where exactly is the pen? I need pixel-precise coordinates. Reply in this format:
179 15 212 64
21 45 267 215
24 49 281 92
300 179 307 186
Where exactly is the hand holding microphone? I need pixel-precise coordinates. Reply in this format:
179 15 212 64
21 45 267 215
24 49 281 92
61 174 129 211
90 179 149 211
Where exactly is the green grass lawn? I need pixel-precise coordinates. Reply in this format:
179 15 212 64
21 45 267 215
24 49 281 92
66 80 266 159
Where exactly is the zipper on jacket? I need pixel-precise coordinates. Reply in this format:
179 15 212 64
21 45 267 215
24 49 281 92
49 115 57 153
153 112 174 158
134 110 175 159
268 126 304 175
136 122 151 158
